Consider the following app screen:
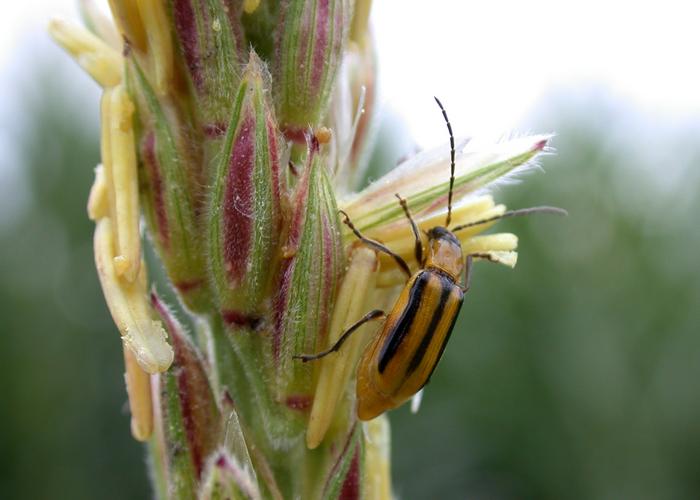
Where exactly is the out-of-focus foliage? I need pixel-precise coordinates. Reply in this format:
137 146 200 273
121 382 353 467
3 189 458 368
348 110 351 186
2 60 700 499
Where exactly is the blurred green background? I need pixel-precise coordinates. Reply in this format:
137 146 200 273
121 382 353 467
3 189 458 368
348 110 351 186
2 57 700 499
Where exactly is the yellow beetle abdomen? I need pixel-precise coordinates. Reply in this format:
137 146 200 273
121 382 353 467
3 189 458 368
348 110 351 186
356 270 464 420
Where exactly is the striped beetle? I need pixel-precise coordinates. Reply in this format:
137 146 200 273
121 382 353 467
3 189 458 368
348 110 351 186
296 98 565 420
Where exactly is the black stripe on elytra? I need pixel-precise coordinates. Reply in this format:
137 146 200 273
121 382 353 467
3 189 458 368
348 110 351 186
405 273 453 376
421 290 463 388
378 271 430 374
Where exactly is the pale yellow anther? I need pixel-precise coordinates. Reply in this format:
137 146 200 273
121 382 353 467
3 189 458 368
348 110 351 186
363 415 392 500
108 0 148 52
462 233 518 254
123 344 153 441
108 85 141 282
87 164 109 221
479 251 518 268
94 218 173 373
306 247 380 449
243 0 261 14
137 0 174 95
48 18 122 87
100 90 116 217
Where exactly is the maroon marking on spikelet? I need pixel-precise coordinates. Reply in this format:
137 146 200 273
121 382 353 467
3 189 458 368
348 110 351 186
311 0 330 89
221 310 262 330
310 134 321 154
173 0 203 91
151 291 215 480
323 423 359 497
317 216 335 344
151 291 176 334
174 278 204 293
285 394 313 411
179 367 208 478
175 357 204 478
151 295 199 462
142 132 170 248
281 124 309 144
223 111 255 284
203 122 227 138
339 445 361 500
271 246 301 361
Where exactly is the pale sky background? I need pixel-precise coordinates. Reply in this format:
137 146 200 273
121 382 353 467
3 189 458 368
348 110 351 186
1 1 700 151
371 1 700 145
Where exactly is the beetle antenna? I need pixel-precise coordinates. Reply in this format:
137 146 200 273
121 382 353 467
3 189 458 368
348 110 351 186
434 96 455 228
452 206 568 232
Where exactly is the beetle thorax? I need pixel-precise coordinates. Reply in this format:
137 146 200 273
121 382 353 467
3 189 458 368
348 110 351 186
425 227 464 280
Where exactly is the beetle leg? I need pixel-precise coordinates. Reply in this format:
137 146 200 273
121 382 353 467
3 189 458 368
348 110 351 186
339 210 412 278
293 309 386 362
461 252 498 292
395 193 423 266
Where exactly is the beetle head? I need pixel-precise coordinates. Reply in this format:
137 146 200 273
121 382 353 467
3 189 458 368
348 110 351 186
425 227 463 280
